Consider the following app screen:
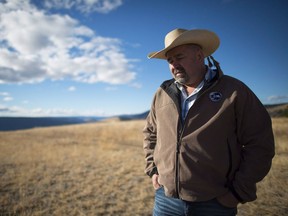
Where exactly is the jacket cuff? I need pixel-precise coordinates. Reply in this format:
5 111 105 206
148 167 158 178
229 186 245 203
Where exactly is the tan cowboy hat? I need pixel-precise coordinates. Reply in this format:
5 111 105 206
148 28 220 59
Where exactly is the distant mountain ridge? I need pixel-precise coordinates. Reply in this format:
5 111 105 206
0 112 150 131
0 104 287 131
118 111 149 121
265 103 288 118
0 116 103 131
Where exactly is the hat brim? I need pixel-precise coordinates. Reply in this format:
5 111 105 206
148 29 220 59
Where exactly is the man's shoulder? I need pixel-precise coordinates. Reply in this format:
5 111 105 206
160 78 175 89
221 74 241 82
220 75 258 99
220 75 248 88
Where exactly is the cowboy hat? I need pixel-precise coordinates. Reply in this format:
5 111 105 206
148 28 220 59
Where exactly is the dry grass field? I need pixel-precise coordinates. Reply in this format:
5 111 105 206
0 118 287 215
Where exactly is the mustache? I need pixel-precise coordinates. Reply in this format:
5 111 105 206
174 66 185 74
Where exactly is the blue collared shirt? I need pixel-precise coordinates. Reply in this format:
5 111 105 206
175 68 216 121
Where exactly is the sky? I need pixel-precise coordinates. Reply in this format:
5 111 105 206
0 0 287 117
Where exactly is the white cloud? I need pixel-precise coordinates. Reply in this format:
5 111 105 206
43 0 123 14
68 86 76 91
267 95 288 102
0 0 135 85
0 104 23 114
0 106 78 117
30 107 76 116
0 92 13 101
0 92 9 96
3 96 13 101
0 103 108 117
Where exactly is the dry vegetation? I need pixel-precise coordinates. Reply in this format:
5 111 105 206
0 118 287 215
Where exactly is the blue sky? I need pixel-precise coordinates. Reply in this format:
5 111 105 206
0 0 287 117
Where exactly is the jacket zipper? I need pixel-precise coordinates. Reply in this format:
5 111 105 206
174 75 221 199
175 123 185 198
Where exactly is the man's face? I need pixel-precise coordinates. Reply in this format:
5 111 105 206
166 44 204 86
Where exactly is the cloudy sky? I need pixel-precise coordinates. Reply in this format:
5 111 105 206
0 0 287 117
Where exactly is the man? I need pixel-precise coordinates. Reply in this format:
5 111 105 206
143 28 275 216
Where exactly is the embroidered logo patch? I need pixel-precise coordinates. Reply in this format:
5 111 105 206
209 92 222 102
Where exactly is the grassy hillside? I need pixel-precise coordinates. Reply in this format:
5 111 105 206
265 103 288 118
0 119 287 215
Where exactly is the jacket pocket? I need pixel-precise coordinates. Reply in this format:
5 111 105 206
225 139 233 181
225 136 241 185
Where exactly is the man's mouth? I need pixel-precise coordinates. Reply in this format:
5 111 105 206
174 69 185 77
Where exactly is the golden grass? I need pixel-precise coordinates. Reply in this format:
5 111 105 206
0 118 287 215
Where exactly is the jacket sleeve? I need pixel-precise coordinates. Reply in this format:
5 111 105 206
143 94 158 177
231 82 275 203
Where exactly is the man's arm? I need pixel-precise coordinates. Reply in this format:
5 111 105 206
143 109 158 177
231 82 275 203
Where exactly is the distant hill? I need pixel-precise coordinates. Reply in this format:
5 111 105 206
0 112 151 131
0 103 287 131
0 116 103 131
265 103 288 118
118 111 149 121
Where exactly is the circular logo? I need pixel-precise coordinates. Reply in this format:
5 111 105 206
209 92 222 102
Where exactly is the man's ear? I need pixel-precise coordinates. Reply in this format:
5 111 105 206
197 50 205 61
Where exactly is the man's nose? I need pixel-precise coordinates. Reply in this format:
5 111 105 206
170 60 180 68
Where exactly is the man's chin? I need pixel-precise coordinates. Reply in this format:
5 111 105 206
175 78 187 85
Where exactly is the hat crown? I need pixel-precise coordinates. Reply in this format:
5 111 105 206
148 28 220 59
165 28 188 48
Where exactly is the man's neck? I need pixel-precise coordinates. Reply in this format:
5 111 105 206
183 74 205 95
